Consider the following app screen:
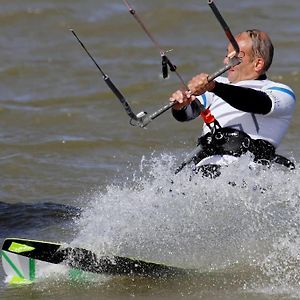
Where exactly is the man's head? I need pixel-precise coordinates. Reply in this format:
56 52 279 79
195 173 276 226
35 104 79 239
224 29 274 83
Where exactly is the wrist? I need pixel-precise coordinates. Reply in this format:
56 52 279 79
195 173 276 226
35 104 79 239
207 80 216 92
172 103 187 111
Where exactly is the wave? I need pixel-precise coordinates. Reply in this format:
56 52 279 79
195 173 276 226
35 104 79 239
68 154 299 293
0 201 80 239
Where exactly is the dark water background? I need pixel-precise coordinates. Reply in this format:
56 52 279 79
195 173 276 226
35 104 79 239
0 0 300 299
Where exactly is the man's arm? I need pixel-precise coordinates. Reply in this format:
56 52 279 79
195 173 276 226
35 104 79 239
211 82 272 114
172 99 202 122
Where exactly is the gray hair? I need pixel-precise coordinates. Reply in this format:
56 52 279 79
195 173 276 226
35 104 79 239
245 29 274 72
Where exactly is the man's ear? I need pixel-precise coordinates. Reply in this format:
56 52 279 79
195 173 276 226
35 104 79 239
254 57 265 73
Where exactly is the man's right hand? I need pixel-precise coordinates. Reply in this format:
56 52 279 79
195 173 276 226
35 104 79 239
169 90 194 110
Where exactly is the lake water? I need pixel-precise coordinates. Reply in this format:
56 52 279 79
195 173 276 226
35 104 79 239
0 1 300 299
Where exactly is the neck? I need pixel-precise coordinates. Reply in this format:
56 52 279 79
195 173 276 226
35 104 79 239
257 74 267 80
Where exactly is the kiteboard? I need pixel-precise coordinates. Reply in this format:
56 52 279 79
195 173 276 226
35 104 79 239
1 238 186 284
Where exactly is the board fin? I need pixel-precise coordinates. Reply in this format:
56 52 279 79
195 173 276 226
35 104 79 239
9 275 33 285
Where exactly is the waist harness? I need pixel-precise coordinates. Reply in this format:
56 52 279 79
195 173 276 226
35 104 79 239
194 127 294 169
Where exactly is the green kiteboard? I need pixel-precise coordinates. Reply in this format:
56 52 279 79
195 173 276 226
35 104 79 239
1 238 186 284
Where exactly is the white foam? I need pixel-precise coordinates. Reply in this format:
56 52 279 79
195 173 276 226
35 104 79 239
71 153 300 287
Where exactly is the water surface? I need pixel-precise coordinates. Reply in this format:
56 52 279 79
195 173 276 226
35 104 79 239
0 1 300 299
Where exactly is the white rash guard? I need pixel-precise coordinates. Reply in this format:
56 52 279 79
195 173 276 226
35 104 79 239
173 76 296 167
200 77 296 147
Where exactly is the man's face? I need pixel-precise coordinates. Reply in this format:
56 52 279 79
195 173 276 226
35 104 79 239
224 33 258 83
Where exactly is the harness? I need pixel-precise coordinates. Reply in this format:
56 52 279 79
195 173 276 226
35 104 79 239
193 127 295 170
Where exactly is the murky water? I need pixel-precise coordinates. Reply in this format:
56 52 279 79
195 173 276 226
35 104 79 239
0 1 300 299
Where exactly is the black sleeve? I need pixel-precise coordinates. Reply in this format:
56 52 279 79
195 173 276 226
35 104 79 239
172 99 202 122
212 82 272 114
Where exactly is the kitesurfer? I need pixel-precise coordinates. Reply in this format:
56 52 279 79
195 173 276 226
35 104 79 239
170 29 296 176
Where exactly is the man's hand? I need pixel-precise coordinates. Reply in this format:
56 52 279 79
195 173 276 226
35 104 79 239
169 89 193 110
170 73 216 111
188 73 216 96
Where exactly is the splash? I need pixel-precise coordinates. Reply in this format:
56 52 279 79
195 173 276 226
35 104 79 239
71 153 300 285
